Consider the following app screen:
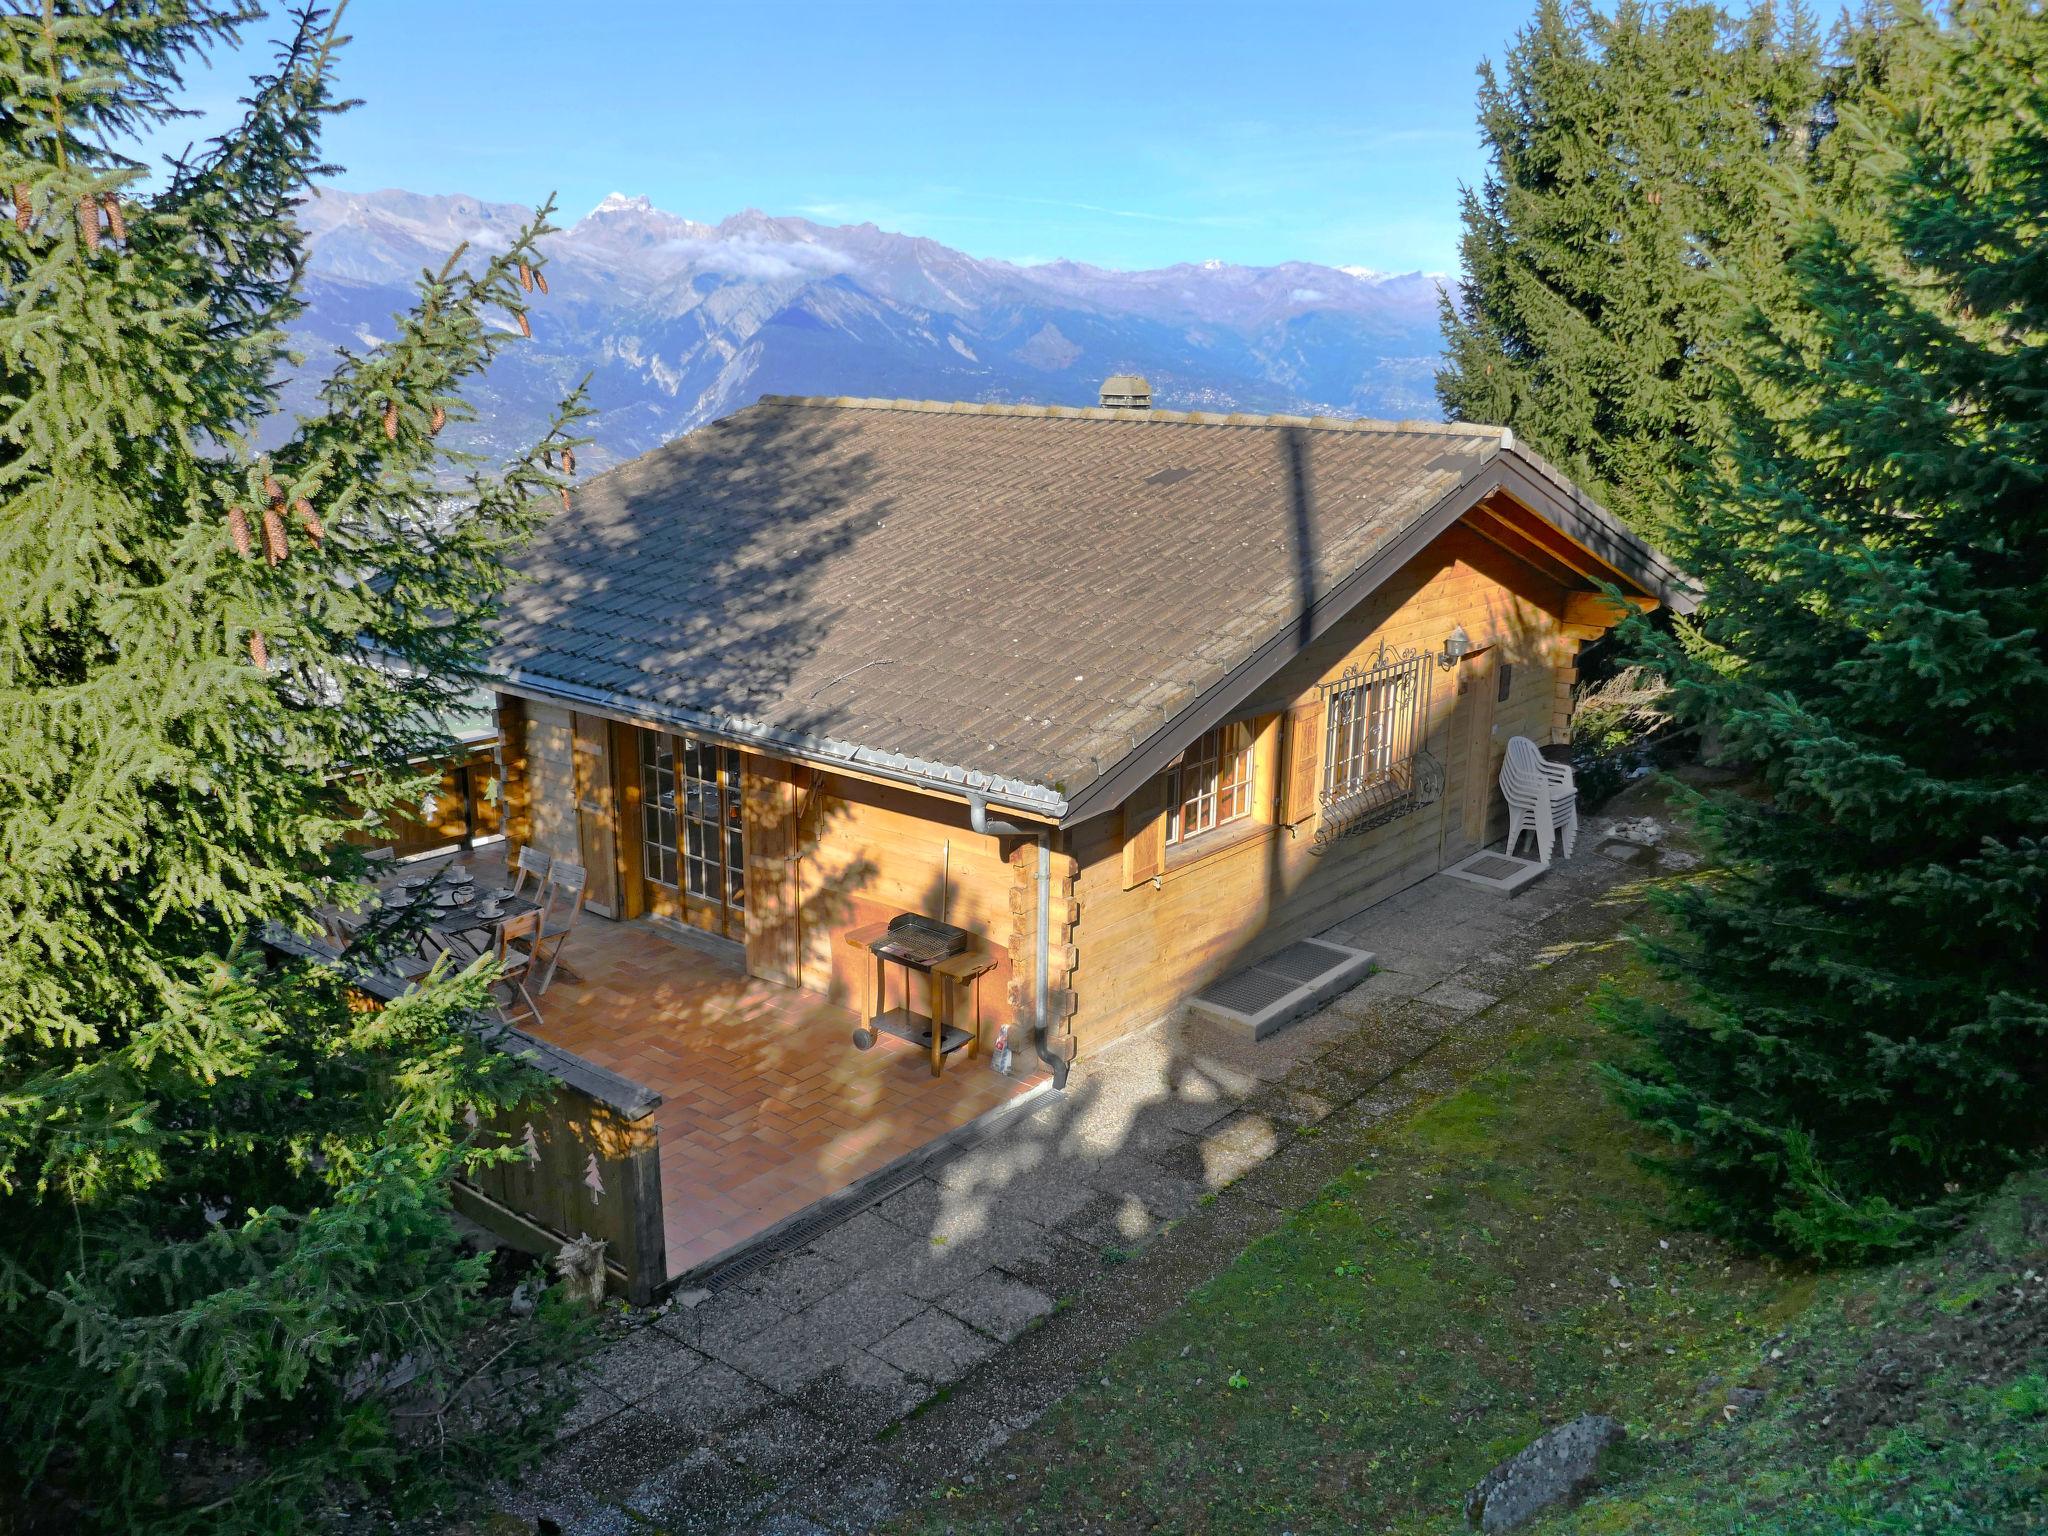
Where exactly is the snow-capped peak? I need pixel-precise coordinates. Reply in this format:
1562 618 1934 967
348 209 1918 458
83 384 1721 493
590 192 655 218
1339 264 1387 280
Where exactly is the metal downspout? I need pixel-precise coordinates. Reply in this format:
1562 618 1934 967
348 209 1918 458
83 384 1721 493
969 794 1070 1090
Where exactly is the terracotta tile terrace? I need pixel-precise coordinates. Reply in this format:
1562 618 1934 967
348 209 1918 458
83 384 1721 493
449 848 1048 1278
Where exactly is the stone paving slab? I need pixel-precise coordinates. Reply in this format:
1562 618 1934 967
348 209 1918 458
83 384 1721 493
582 1326 710 1407
1418 978 1503 1017
658 1286 787 1354
935 1268 1056 1342
799 1348 925 1425
499 806 1678 1535
636 1360 775 1434
870 1306 1000 1385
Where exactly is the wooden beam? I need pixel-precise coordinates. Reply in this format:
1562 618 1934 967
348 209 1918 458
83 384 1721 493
1565 590 1655 630
1460 510 1588 592
1475 495 1659 601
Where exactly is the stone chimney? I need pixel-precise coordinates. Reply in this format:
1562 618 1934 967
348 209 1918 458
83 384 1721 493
1098 374 1152 411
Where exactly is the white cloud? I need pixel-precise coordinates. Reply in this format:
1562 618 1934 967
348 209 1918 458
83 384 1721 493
659 236 858 282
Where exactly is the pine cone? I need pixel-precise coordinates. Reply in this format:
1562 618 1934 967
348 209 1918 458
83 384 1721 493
293 497 325 545
516 311 532 339
262 505 288 564
559 485 571 511
430 404 446 436
263 474 282 505
13 185 29 234
77 197 100 253
382 398 399 440
101 194 125 242
227 505 253 557
542 448 554 469
535 269 549 295
248 631 269 669
562 446 576 475
518 260 534 292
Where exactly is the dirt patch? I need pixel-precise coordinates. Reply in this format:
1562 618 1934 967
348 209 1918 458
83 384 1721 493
1799 1201 2048 1452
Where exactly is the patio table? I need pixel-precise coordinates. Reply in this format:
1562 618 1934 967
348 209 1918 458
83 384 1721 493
378 872 540 958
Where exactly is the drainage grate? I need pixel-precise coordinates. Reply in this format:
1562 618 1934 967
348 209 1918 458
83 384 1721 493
1197 967 1303 1015
1463 854 1527 881
1441 847 1548 895
1254 941 1352 985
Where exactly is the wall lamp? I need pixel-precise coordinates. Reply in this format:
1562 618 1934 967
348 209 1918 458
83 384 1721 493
1437 624 1473 671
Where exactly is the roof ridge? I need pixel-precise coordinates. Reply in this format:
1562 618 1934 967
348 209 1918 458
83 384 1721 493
752 393 1505 441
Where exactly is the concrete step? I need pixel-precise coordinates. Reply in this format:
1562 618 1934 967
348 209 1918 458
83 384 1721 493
1187 937 1377 1041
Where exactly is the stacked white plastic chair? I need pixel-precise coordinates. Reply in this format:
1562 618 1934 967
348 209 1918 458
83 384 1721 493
1500 735 1578 865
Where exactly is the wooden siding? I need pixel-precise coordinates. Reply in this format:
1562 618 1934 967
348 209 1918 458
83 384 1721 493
792 771 1024 1037
741 754 802 986
455 1074 665 1305
343 744 501 858
1065 508 1586 1054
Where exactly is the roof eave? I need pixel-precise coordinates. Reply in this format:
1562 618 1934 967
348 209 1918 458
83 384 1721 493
493 666 1070 823
1055 441 1693 828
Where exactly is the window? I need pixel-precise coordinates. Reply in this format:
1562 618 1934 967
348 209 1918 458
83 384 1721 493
1311 642 1444 851
641 731 744 922
680 738 744 912
1497 662 1514 704
640 732 680 887
1166 721 1255 845
1327 678 1402 797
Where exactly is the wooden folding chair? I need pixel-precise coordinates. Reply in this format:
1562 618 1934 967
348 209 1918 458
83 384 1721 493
492 908 545 1026
509 844 552 903
534 858 587 992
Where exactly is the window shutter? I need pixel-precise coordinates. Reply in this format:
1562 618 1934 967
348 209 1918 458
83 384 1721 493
1121 773 1168 889
1282 700 1323 825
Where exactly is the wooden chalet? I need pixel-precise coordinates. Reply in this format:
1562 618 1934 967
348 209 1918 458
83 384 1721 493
474 385 1690 1295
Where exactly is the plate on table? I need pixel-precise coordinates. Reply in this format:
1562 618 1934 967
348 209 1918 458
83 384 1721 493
434 890 468 908
475 900 504 921
447 868 475 885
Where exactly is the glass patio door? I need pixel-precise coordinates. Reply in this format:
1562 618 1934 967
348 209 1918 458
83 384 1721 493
639 730 746 939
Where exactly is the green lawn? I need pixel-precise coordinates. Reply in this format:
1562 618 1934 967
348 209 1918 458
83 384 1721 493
895 962 2046 1534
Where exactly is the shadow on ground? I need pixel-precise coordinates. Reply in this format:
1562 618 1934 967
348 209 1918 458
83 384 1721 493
485 778 1700 1535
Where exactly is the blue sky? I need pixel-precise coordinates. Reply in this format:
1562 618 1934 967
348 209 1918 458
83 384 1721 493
149 0 1540 275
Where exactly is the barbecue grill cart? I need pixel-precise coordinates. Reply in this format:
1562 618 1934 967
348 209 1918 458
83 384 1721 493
844 913 999 1077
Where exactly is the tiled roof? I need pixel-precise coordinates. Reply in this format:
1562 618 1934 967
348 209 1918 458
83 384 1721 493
491 397 1660 817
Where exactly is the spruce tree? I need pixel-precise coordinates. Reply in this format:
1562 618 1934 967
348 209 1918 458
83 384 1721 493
1606 0 2048 1260
0 5 588 1528
1436 1 1826 540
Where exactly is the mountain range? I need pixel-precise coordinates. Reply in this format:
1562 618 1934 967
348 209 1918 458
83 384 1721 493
293 188 1450 471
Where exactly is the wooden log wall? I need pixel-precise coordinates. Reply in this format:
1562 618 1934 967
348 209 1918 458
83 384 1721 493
343 744 502 859
1065 510 1599 1055
790 772 1025 1035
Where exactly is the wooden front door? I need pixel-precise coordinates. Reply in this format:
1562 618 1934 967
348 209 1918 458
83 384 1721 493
1459 650 1502 848
636 729 747 940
